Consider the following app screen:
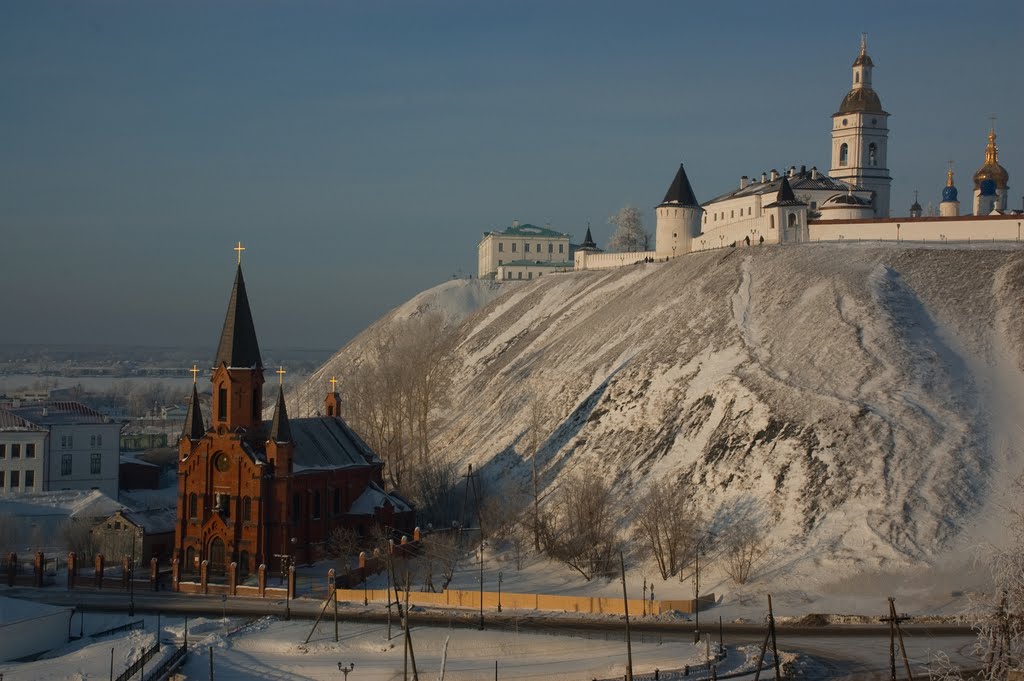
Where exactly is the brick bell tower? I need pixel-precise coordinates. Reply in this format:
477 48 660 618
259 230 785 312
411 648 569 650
175 244 269 580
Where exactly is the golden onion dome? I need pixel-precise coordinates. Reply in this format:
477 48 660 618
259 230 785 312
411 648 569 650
837 87 884 114
973 128 1009 189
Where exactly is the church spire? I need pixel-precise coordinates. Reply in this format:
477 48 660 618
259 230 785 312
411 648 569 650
270 385 292 443
215 265 262 369
182 382 206 441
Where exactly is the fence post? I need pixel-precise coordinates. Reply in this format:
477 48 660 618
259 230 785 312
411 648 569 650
95 554 105 589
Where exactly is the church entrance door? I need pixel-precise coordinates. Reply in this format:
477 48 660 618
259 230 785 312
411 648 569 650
209 537 226 577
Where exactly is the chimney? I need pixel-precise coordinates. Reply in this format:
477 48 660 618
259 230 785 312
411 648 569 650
770 169 779 181
811 166 819 180
740 175 750 189
800 165 806 177
788 166 796 178
760 172 768 183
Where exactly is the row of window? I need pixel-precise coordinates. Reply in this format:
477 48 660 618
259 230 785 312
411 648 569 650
497 242 565 254
188 489 346 523
504 271 542 280
0 443 36 459
0 470 34 489
707 206 756 223
59 453 103 475
838 142 878 167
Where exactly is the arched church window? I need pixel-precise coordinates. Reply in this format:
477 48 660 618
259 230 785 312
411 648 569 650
839 143 849 166
868 143 877 166
327 405 334 416
242 496 251 522
189 493 198 519
855 72 860 83
769 215 776 230
788 213 798 228
185 546 196 573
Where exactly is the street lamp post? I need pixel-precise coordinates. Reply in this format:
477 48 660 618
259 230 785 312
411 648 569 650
129 533 136 617
337 662 355 679
497 572 503 613
285 537 297 621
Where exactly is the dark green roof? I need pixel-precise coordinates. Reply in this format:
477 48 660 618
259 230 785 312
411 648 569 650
488 223 570 239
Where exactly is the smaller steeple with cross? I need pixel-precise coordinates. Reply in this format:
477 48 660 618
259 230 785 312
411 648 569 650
234 241 246 265
325 375 342 418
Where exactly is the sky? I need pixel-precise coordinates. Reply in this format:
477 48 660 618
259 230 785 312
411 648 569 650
1 1 1021 350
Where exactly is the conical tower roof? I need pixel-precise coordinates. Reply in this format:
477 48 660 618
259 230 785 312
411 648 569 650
581 226 597 249
659 164 700 208
764 176 807 207
269 385 292 443
182 382 205 440
215 265 262 369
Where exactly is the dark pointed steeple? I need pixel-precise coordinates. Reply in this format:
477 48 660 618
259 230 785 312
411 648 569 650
269 385 292 443
215 265 262 369
183 382 205 440
764 176 806 207
659 163 700 208
581 226 597 249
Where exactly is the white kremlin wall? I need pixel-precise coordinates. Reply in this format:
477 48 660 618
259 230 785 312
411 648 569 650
810 214 1023 243
574 250 656 270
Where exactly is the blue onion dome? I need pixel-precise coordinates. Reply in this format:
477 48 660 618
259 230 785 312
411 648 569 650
980 179 997 196
942 185 958 202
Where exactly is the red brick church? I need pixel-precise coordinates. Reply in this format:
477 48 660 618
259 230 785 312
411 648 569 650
173 262 413 580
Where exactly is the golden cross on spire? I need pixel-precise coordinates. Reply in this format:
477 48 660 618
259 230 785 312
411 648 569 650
276 366 286 386
329 376 338 392
990 113 997 131
234 241 246 265
190 364 200 384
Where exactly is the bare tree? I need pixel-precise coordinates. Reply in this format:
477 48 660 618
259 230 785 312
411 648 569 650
635 480 704 580
522 398 548 551
326 527 360 568
608 205 650 253
422 530 464 592
721 518 769 585
545 473 619 581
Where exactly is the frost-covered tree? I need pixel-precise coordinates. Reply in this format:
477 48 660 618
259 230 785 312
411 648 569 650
635 480 704 580
608 205 650 253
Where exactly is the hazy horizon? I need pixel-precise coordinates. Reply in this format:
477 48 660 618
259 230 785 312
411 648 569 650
2 1 1021 349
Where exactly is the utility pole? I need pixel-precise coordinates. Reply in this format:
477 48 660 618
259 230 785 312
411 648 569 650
478 540 484 630
882 597 914 681
620 551 634 681
693 541 700 644
768 594 781 681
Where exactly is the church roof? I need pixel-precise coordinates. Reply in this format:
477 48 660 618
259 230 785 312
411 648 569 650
485 223 570 239
5 401 111 427
837 87 884 115
659 163 700 207
182 383 205 441
763 176 807 208
579 226 599 250
349 480 413 515
270 416 381 471
215 265 262 369
269 385 292 443
705 169 859 205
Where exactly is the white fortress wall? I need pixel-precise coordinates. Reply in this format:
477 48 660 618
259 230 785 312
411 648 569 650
810 215 1024 242
697 213 780 249
574 250 655 270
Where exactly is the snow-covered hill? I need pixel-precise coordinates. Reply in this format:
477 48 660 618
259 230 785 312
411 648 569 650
298 244 1024 589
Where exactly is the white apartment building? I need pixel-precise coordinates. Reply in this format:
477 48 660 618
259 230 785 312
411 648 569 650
477 221 573 278
0 401 121 498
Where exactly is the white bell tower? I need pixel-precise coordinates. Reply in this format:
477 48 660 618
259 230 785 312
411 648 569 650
829 35 892 218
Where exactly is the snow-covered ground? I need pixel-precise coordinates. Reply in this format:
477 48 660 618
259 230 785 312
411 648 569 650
297 243 1024 618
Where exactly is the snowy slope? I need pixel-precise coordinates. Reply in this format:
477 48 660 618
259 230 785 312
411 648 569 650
299 244 1024 587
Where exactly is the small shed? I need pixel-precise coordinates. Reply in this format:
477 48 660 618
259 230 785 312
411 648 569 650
91 509 176 565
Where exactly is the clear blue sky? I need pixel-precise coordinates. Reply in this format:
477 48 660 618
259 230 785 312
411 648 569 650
2 1 1021 349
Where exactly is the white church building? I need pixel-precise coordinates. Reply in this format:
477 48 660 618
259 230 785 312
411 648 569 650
575 37 1019 272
